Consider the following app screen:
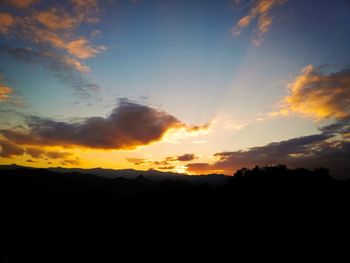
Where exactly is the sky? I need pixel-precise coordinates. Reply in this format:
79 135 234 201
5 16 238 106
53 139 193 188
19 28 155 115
0 0 350 178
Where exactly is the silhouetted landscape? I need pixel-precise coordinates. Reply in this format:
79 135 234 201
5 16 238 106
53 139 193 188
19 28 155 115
1 165 349 262
1 0 350 261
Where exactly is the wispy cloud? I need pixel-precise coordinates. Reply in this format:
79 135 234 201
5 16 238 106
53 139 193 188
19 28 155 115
0 84 12 102
232 0 287 45
1 46 98 99
126 153 199 171
0 0 105 98
0 72 24 106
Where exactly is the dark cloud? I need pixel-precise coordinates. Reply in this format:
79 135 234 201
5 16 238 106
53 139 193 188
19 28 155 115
155 154 198 165
125 158 150 165
132 153 200 170
187 133 350 179
1 101 191 150
26 147 45 158
60 159 81 166
0 138 25 157
46 151 72 159
176 153 198 162
24 146 72 159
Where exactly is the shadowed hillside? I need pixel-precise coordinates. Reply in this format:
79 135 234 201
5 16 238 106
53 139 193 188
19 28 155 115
1 165 349 262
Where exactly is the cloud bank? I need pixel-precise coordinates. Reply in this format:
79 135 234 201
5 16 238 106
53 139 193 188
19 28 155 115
1 101 207 151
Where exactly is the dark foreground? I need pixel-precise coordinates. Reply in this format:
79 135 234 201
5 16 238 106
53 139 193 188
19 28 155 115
1 165 349 262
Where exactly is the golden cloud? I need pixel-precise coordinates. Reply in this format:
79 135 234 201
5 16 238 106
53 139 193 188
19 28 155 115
232 0 286 45
276 65 350 121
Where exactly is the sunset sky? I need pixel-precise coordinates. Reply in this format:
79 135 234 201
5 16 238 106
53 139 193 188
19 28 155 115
1 0 350 178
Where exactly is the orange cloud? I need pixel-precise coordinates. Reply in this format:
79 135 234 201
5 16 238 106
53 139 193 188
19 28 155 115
1 0 39 8
34 8 77 30
60 55 91 73
276 65 350 121
0 85 13 102
0 73 16 103
66 37 106 59
232 0 286 45
1 0 104 75
0 12 15 34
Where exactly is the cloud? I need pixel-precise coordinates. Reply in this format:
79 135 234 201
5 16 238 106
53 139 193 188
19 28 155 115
0 139 77 163
275 65 350 121
71 0 100 24
46 151 73 159
0 85 13 102
176 154 198 162
25 147 45 158
0 138 25 157
1 0 39 8
1 46 99 99
196 64 350 178
0 0 105 98
25 147 73 160
1 100 205 150
66 37 106 59
156 154 198 164
0 72 24 106
0 12 15 34
125 158 151 165
126 154 199 170
1 46 89 73
187 133 350 178
60 158 81 166
33 8 77 30
232 0 286 45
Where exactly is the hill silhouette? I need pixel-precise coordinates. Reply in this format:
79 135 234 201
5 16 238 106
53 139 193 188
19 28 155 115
0 165 349 262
